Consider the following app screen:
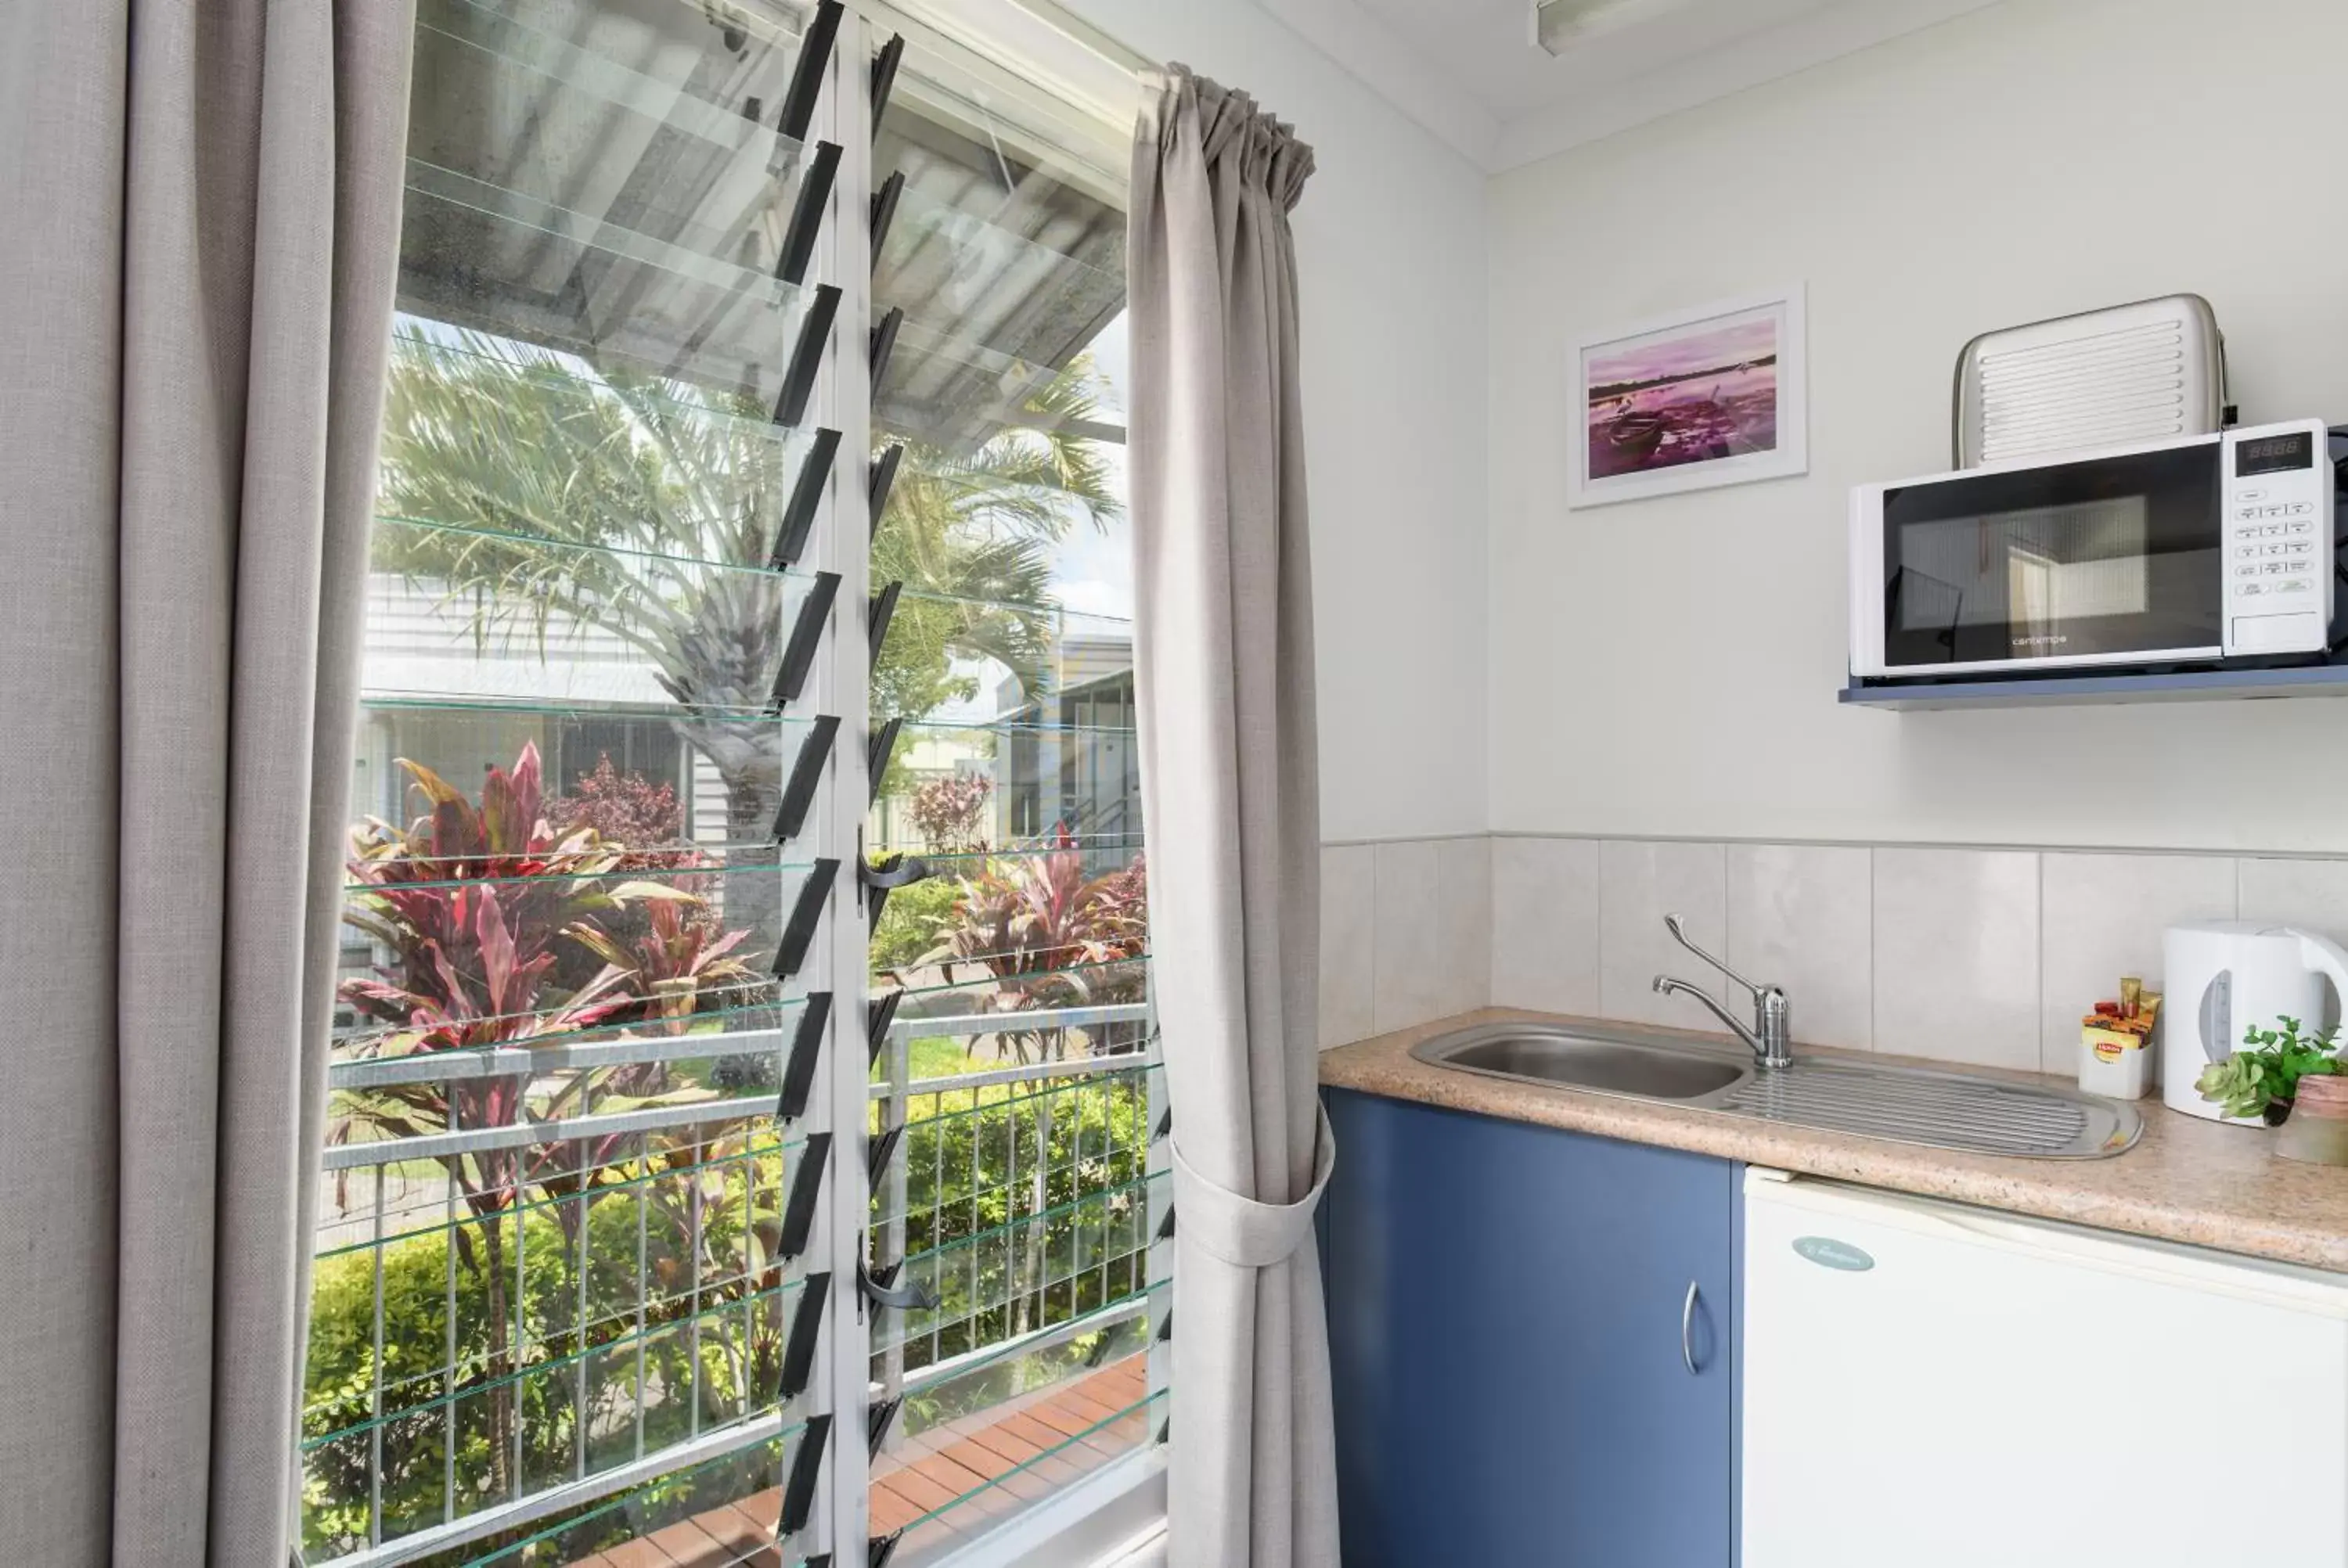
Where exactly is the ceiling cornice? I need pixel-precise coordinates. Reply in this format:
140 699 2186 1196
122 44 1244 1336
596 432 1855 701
1496 0 2004 168
1255 0 2007 175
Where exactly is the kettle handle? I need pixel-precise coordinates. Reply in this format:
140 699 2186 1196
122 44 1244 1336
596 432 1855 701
2290 929 2348 1026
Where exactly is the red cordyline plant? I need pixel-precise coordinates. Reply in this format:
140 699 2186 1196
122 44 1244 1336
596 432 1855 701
907 771 993 854
333 741 749 1495
921 832 1149 1063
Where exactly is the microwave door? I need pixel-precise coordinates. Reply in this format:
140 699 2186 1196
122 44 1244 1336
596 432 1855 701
1876 443 2224 673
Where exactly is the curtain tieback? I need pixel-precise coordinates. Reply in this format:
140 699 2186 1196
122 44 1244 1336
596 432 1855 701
1168 1104 1338 1268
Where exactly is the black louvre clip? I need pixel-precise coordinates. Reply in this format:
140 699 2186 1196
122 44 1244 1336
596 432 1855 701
865 717 902 805
771 858 838 980
868 306 902 391
772 284 840 428
859 851 929 927
866 444 902 537
780 1412 831 1536
1155 1418 1170 1447
865 1121 905 1192
777 1 843 142
776 991 832 1123
869 170 904 268
772 714 838 844
774 141 841 286
1156 1203 1176 1243
870 34 904 132
867 1396 902 1458
1157 1305 1173 1343
866 579 902 667
866 990 902 1069
766 570 840 712
869 1532 903 1568
779 1132 829 1262
1152 1106 1172 1142
777 1272 830 1399
768 428 840 573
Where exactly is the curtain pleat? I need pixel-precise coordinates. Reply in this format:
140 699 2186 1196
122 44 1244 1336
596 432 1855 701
0 2 412 1560
1128 65 1338 1568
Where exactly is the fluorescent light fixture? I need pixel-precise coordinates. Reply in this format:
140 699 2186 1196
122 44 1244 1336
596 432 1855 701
1532 0 1692 55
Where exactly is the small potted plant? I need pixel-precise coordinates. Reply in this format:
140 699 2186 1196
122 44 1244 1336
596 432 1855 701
2196 1016 2348 1164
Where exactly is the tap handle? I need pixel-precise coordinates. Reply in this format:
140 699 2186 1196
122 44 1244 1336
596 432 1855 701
1662 913 1762 1001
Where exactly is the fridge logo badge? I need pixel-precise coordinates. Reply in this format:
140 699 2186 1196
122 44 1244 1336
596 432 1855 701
1792 1235 1875 1272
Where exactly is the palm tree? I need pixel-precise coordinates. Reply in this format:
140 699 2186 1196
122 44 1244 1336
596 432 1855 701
373 320 1120 937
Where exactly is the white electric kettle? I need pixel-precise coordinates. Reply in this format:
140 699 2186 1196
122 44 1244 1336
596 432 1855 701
2163 920 2348 1122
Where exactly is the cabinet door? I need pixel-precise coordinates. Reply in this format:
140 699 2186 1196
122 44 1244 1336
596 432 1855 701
1323 1088 1737 1567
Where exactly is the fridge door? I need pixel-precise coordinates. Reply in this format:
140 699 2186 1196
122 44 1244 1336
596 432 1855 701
1743 1171 2348 1568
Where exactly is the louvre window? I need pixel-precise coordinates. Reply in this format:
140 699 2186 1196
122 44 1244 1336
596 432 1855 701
301 3 1154 1565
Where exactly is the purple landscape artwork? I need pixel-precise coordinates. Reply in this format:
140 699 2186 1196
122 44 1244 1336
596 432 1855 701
1585 311 1780 481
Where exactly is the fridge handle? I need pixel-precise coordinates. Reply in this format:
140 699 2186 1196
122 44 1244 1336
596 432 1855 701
1680 1281 1700 1375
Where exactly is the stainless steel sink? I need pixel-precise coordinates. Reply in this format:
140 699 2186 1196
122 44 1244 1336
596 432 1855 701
1435 1026 1752 1101
1410 1021 2141 1160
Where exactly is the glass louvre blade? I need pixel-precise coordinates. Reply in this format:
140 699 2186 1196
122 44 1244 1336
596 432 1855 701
398 169 816 406
870 722 1140 855
381 322 823 572
873 1387 1165 1563
869 1170 1167 1361
305 1417 810 1566
362 518 822 709
355 698 827 864
332 983 808 1063
874 181 1125 367
865 1061 1159 1232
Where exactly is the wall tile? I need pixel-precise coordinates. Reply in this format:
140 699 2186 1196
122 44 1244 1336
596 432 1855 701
1320 844 1377 1048
1872 847 2040 1071
2235 856 2348 1029
2236 856 2348 943
1600 840 1729 1028
1727 843 1873 1052
1373 840 1448 1034
2040 852 2235 1074
1434 837 1494 1020
1490 836 1602 1015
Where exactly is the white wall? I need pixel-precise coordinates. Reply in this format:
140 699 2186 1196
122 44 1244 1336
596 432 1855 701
1064 0 1493 840
1488 0 2348 853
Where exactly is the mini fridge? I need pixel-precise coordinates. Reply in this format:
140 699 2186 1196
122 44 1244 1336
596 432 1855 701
1743 1169 2348 1567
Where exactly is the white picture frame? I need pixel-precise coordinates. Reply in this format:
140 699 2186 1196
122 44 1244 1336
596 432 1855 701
1566 284 1808 509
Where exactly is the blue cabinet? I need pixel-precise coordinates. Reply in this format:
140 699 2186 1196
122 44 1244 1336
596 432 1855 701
1323 1088 1739 1567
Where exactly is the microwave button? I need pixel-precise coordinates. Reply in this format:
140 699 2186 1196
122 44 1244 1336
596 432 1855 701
2292 502 2314 515
2242 583 2267 595
2238 545 2260 558
2264 544 2286 556
2289 541 2312 554
2266 562 2291 573
2279 580 2312 593
2290 521 2314 535
2242 488 2268 501
2237 565 2260 578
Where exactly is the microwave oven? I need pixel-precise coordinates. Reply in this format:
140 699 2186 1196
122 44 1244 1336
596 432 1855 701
1849 419 2343 682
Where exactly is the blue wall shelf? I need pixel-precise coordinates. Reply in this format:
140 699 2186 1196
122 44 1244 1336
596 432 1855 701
1842 664 2348 710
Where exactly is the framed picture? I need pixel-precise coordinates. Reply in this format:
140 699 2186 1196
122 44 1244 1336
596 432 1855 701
1567 285 1807 509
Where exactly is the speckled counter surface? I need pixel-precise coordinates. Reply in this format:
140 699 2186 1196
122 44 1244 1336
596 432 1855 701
1320 1007 2348 1274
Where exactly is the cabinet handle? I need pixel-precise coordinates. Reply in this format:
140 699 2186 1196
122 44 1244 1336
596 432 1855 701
1680 1280 1701 1376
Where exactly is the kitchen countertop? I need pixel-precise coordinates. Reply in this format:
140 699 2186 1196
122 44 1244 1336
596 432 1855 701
1320 1007 2348 1274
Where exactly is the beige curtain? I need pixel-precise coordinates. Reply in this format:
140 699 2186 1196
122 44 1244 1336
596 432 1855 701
0 2 411 1561
1128 67 1338 1568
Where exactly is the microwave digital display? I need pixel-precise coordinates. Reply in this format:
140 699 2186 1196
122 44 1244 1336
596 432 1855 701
2238 432 2314 477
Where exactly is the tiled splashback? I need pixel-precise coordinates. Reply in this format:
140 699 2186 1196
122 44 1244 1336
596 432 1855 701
1322 835 2348 1075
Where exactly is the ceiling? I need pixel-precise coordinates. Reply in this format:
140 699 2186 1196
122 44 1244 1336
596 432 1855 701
1249 0 2006 170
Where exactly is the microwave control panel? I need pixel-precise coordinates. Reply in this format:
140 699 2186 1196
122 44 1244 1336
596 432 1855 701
2221 419 2334 656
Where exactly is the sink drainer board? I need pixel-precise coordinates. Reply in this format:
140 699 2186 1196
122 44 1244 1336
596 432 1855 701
1410 1023 2141 1160
1720 1062 2112 1158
